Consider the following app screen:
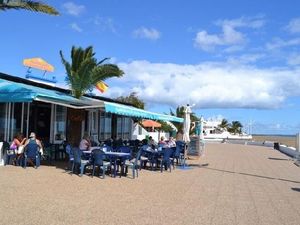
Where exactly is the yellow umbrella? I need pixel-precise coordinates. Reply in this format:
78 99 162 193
23 58 54 72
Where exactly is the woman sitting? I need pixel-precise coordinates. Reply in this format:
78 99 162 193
10 133 26 165
79 132 91 151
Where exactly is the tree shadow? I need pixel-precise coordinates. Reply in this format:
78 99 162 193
268 157 290 161
187 163 209 168
291 188 300 192
200 166 300 184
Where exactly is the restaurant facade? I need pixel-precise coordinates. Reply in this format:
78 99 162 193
0 72 183 147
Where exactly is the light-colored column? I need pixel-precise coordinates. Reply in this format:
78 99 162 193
0 142 4 166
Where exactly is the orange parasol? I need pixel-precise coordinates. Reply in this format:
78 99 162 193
142 120 161 128
23 58 54 72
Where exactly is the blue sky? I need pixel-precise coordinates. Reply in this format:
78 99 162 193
1 0 300 134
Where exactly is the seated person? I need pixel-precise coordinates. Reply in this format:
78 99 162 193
158 136 168 148
10 133 26 165
148 136 157 149
79 133 91 151
167 136 176 148
24 132 42 149
24 132 43 167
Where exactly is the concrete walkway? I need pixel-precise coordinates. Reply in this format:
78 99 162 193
0 143 300 225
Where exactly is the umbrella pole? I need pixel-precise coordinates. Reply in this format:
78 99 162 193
183 143 187 168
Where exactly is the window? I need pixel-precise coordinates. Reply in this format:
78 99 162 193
99 112 112 140
54 105 67 142
116 116 132 140
117 117 122 139
123 117 131 140
11 103 23 139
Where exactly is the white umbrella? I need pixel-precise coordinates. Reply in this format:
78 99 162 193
183 104 192 143
199 116 204 140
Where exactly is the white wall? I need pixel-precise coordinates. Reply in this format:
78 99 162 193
131 123 170 142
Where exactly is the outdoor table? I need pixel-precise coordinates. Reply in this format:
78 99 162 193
141 148 163 170
82 149 130 177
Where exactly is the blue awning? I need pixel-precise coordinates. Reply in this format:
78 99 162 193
0 78 183 123
104 102 183 123
0 78 101 107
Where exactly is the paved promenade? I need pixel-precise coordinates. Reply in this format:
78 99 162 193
1 143 300 225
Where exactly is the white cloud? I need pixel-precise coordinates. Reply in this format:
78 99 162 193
62 2 85 16
226 53 265 64
93 16 117 33
194 16 265 51
70 23 82 32
287 53 300 65
133 27 161 40
103 60 300 109
266 37 300 50
286 18 300 33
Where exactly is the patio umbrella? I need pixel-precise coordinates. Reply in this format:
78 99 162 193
142 120 161 129
199 116 204 140
183 104 192 143
142 120 161 128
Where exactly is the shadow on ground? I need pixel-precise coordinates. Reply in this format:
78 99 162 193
291 187 300 192
200 166 300 184
268 157 290 161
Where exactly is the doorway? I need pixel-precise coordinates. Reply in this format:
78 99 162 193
29 102 51 142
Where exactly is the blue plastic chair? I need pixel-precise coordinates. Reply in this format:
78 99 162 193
176 141 185 165
91 149 110 179
159 147 173 173
72 147 90 176
23 143 40 169
117 146 132 176
65 144 74 171
124 148 141 179
139 145 150 170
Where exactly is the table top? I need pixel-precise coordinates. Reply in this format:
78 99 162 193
82 150 130 157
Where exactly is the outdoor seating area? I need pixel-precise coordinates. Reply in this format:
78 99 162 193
2 138 187 179
65 139 187 178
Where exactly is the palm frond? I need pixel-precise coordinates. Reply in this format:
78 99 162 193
91 64 124 84
0 0 59 15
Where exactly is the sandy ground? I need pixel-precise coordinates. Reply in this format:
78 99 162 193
253 135 296 148
1 143 300 225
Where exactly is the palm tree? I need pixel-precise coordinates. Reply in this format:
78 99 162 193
170 105 199 134
229 121 243 134
60 46 124 99
0 0 59 15
218 119 229 130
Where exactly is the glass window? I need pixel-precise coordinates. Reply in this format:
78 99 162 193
99 112 112 140
117 117 122 139
11 103 23 138
54 105 67 141
123 117 131 140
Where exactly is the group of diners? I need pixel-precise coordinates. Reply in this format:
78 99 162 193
3 132 186 178
63 133 186 178
4 132 43 168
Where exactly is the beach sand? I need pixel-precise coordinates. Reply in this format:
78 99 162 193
253 135 296 148
1 143 300 225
